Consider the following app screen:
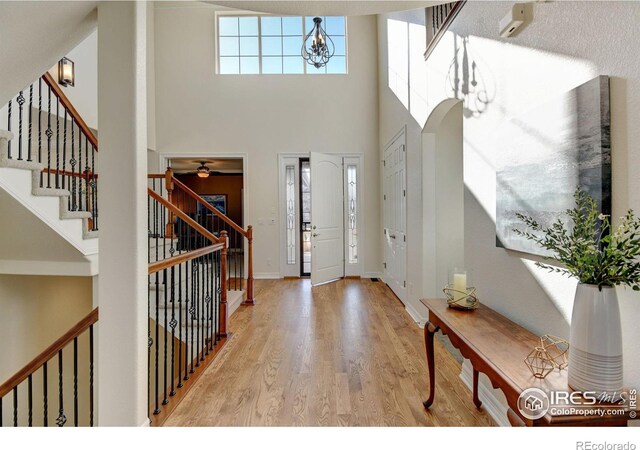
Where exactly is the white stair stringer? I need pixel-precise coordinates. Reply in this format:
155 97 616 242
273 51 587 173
0 130 98 255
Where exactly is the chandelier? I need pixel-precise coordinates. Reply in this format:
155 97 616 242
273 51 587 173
301 17 335 69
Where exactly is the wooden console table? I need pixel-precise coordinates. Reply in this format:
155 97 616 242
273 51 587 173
420 298 636 426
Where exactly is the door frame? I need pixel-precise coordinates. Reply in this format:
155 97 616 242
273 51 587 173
278 152 365 279
382 126 408 303
158 152 250 276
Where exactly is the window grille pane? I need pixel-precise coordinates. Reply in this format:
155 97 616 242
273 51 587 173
347 164 358 264
286 165 296 265
239 16 258 35
240 36 259 55
283 56 304 74
262 56 283 74
219 57 240 74
332 36 346 56
219 37 239 56
325 16 345 36
219 17 239 36
283 36 302 56
261 16 282 35
240 57 259 74
282 17 303 35
261 36 282 56
326 56 346 74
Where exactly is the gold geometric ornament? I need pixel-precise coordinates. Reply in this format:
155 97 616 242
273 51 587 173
539 334 569 370
524 346 556 379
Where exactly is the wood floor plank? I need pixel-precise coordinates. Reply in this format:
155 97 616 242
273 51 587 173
163 278 494 426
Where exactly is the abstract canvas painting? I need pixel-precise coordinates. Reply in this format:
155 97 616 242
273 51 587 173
496 76 611 256
199 194 227 215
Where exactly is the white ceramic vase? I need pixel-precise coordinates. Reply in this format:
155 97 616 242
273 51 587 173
568 284 623 397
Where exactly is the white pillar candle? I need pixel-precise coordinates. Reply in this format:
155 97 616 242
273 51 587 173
452 273 467 303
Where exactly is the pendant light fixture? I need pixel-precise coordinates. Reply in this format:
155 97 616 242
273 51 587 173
301 17 335 69
196 161 210 178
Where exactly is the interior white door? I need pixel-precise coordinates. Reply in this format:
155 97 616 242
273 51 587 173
383 136 407 302
310 152 344 285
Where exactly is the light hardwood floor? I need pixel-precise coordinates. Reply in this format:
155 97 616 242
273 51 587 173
164 278 494 426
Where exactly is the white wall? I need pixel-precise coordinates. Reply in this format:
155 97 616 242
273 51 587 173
47 30 98 130
378 1 640 389
153 4 380 277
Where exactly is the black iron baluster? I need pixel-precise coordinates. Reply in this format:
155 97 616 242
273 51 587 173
177 254 183 389
62 109 67 189
154 269 160 415
17 90 24 160
55 97 60 188
0 396 3 426
57 350 66 426
84 136 89 218
184 257 190 381
91 145 97 230
28 84 33 161
7 99 11 158
89 324 94 427
73 336 78 427
43 361 48 426
78 132 82 210
28 374 33 426
216 250 221 342
148 272 152 422
46 87 52 188
70 118 76 211
13 386 17 426
38 79 43 186
170 265 176 397
194 258 200 368
162 267 168 406
190 258 195 375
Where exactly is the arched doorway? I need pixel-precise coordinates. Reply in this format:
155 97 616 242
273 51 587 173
421 99 464 298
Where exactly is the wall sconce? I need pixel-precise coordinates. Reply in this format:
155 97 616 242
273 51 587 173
58 57 75 87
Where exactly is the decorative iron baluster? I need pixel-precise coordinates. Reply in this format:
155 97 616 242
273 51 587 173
46 87 52 188
28 374 33 426
73 337 78 427
62 109 67 189
56 350 66 427
190 259 195 374
70 118 76 211
154 269 160 415
28 84 33 161
84 136 89 215
78 132 82 210
91 145 97 230
38 79 43 186
89 324 94 427
162 267 168 406
17 90 24 160
13 386 17 426
7 100 11 158
177 255 183 389
43 361 48 426
55 97 60 188
170 265 176 397
0 396 3 426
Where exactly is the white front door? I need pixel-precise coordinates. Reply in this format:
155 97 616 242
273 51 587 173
310 152 344 285
383 134 407 302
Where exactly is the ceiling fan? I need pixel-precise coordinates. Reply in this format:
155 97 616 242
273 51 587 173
196 161 211 178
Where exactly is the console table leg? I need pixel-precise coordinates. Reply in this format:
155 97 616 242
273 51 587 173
472 368 482 409
423 321 439 409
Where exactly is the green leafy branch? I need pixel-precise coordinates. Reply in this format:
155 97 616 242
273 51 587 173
513 187 640 291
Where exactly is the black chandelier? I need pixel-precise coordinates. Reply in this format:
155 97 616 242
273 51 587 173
301 17 335 69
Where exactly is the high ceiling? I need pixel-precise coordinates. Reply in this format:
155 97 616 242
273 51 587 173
206 1 447 16
171 158 244 174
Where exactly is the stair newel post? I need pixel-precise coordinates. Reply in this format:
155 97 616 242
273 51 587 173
165 168 174 238
219 231 228 338
246 225 254 305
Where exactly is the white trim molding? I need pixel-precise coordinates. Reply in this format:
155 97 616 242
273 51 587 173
405 302 427 328
254 272 282 279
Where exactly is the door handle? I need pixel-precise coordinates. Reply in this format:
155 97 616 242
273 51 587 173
389 234 396 239
312 233 320 237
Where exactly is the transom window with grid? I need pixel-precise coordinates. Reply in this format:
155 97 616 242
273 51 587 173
217 15 347 75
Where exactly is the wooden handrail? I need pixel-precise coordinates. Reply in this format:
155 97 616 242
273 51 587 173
148 174 165 179
148 243 224 274
171 176 248 237
0 308 98 398
42 72 98 150
42 167 98 179
148 188 221 244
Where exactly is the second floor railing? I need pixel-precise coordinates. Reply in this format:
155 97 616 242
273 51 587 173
3 72 98 232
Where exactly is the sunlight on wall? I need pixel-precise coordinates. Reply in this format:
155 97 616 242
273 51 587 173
387 19 409 109
521 259 576 323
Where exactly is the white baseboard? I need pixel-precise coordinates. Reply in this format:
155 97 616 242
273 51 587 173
405 302 427 328
254 272 282 279
140 418 151 427
459 361 510 427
